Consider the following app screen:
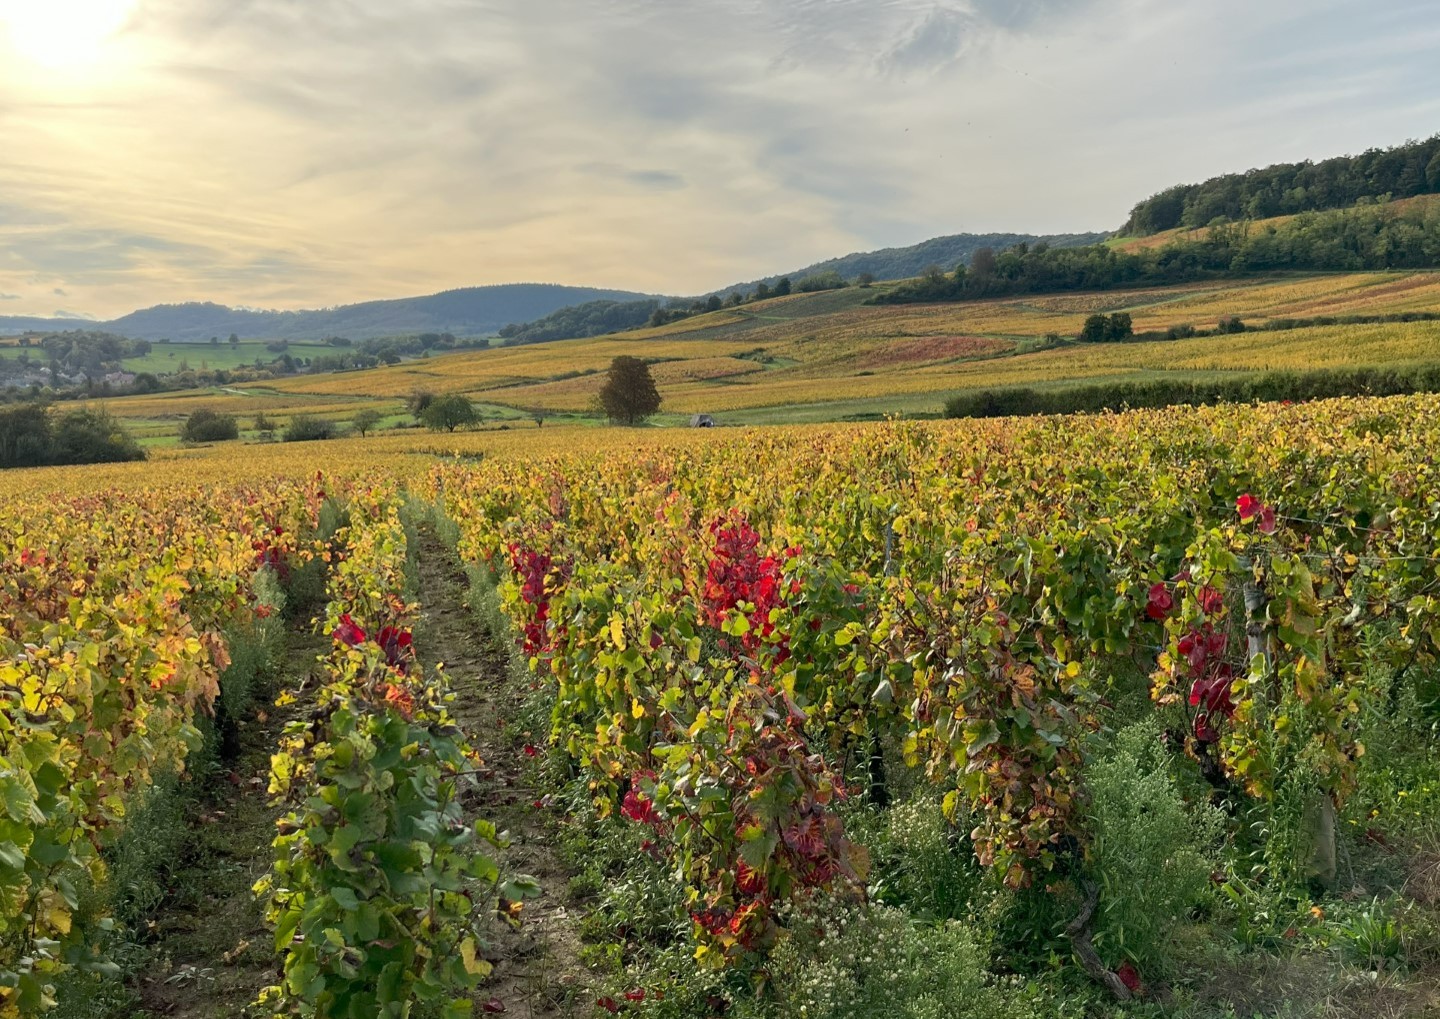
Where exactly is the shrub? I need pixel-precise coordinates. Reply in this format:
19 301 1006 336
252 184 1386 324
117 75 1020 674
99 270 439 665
282 414 336 442
180 408 239 443
879 795 982 921
796 270 847 293
0 404 53 467
942 363 1440 419
1349 633 1440 839
1084 719 1224 976
1078 313 1133 343
49 409 145 465
758 896 1043 1019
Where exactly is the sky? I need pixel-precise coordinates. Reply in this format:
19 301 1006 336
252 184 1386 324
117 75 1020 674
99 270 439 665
1 0 1439 319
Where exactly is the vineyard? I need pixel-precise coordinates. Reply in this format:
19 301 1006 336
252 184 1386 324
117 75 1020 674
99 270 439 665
3 396 1440 1017
62 269 1440 438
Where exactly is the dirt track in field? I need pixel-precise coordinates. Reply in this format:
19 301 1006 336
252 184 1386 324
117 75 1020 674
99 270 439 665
411 526 589 1018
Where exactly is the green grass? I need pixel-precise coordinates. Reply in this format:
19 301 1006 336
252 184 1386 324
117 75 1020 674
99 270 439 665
123 338 341 373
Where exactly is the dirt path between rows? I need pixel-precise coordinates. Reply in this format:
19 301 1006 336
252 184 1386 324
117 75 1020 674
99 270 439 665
130 626 326 1018
122 526 587 1018
411 524 589 1018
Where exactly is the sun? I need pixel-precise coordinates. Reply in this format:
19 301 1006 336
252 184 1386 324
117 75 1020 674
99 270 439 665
0 0 135 71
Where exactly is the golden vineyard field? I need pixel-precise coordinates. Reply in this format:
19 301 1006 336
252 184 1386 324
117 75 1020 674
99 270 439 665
5 394 1440 1016
71 268 1440 435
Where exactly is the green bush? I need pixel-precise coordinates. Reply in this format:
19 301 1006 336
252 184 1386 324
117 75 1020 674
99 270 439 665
1078 313 1132 343
212 575 286 759
757 896 1045 1019
1084 719 1225 975
1351 627 1440 816
877 795 981 921
50 408 145 465
101 772 190 930
282 414 336 442
0 404 54 467
280 499 346 617
1 405 145 468
180 408 239 443
795 270 847 293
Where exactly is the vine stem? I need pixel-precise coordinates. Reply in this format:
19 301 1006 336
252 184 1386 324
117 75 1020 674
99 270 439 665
1065 880 1132 1001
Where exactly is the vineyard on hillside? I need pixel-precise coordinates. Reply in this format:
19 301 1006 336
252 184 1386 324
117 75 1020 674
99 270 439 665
60 269 1440 439
2 397 1439 1017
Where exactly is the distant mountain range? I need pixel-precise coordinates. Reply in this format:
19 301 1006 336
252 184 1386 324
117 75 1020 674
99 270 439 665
0 230 1109 343
0 284 661 343
0 315 99 333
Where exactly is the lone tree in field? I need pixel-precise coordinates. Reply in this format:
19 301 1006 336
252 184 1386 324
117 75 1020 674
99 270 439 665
351 409 383 437
598 355 662 426
421 394 479 433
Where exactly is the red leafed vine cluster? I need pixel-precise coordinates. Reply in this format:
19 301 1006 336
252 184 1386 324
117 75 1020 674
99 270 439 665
701 513 800 655
251 519 290 581
330 612 419 717
1147 577 1236 744
508 540 568 656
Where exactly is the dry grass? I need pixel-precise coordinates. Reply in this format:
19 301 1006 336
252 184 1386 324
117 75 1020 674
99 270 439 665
1189 952 1440 1019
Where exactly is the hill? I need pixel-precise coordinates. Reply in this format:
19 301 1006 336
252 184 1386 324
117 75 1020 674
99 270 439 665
0 315 103 334
711 230 1108 297
876 194 1440 305
1123 133 1440 234
92 284 666 342
0 286 668 344
495 231 1112 346
497 298 662 345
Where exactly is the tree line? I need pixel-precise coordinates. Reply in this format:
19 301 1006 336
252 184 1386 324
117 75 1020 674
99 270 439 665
0 331 152 382
1124 134 1440 234
874 199 1440 304
0 330 480 405
499 300 663 345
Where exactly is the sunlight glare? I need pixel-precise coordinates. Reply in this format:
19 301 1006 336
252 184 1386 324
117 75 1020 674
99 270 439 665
0 0 135 71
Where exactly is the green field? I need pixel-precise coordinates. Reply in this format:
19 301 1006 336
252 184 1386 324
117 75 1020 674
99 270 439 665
124 338 349 373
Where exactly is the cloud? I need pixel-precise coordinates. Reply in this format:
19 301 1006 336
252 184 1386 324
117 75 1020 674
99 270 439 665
580 163 688 192
0 0 1434 317
880 8 970 75
0 293 18 300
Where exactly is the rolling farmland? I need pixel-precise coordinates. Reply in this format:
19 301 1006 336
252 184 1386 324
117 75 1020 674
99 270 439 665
78 270 1440 435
